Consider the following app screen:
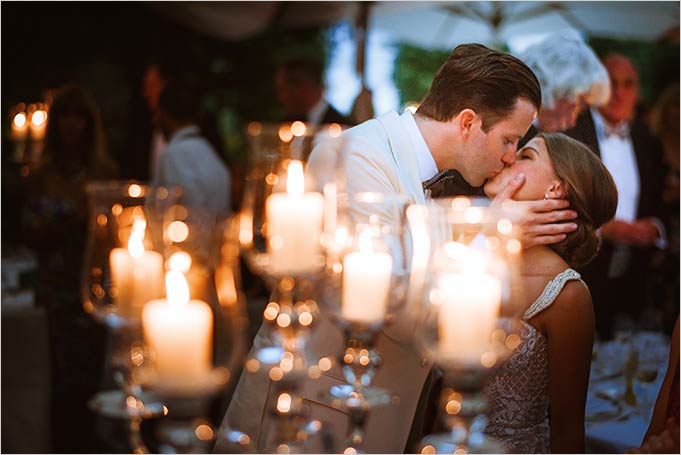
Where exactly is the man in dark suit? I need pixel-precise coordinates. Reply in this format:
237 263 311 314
275 57 354 127
565 53 667 339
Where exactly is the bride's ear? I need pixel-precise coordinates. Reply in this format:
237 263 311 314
543 180 566 200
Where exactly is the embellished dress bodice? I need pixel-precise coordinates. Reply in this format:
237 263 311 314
484 268 584 453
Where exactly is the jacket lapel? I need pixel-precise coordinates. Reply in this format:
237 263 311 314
377 111 427 204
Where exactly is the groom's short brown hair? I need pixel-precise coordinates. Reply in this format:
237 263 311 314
418 43 541 131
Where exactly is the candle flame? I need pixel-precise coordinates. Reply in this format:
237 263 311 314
13 112 27 128
168 251 192 273
286 160 305 197
358 229 374 255
127 218 147 258
166 269 190 307
31 110 47 127
443 241 485 274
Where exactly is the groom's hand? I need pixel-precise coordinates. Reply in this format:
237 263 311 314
492 173 578 249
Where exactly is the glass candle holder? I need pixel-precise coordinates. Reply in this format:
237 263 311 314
81 181 182 451
140 212 249 453
318 192 412 452
410 197 525 454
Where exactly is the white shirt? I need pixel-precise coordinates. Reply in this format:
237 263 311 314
591 108 640 222
152 125 231 218
401 111 438 182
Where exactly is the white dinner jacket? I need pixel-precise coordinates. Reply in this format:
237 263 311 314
214 111 432 454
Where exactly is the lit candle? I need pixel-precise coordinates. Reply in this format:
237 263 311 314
341 229 393 323
10 112 28 141
29 109 47 141
109 218 164 320
437 245 501 363
265 160 324 275
142 269 213 394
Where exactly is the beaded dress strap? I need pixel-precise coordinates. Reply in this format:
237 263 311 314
523 269 583 321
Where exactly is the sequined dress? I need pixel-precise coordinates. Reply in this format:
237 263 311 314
484 268 584 453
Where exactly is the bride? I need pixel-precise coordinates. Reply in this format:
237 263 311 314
481 132 618 453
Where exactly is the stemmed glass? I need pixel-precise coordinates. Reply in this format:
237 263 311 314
410 197 525 454
629 331 669 418
237 121 345 452
319 192 412 453
81 181 181 452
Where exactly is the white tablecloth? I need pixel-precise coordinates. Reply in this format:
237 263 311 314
585 332 669 453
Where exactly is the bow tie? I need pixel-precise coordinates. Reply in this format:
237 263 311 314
602 122 630 139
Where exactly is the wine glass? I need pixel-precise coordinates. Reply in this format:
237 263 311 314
81 180 182 451
630 331 669 418
410 197 525 454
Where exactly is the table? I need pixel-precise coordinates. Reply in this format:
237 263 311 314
585 333 669 453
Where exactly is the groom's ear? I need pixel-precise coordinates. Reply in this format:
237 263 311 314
455 109 480 137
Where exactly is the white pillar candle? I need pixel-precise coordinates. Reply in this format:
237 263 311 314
109 219 164 320
142 270 213 395
438 271 501 363
341 230 393 323
266 160 324 275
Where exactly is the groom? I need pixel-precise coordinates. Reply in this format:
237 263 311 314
215 44 578 453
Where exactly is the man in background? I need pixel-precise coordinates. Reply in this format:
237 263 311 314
153 81 231 218
566 53 668 339
275 57 354 127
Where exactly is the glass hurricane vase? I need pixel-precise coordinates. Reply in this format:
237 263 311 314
410 197 525 454
81 181 182 452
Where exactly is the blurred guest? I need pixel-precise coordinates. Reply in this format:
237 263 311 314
518 30 610 145
20 83 117 452
151 81 231 219
121 60 174 182
565 54 667 339
275 57 354 127
648 84 680 336
142 61 170 180
650 84 680 221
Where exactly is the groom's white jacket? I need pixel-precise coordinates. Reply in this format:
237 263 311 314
214 111 433 453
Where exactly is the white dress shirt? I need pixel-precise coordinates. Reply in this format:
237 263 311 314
152 125 231 218
591 108 665 277
401 111 439 183
591 108 640 222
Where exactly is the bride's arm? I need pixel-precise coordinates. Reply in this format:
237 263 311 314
543 281 595 453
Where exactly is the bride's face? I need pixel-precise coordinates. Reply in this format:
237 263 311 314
483 137 560 201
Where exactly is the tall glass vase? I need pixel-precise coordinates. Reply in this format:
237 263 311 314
81 181 182 452
139 211 249 453
319 192 412 453
237 121 346 452
410 197 525 454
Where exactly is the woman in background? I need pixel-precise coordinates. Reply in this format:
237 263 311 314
21 83 118 452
